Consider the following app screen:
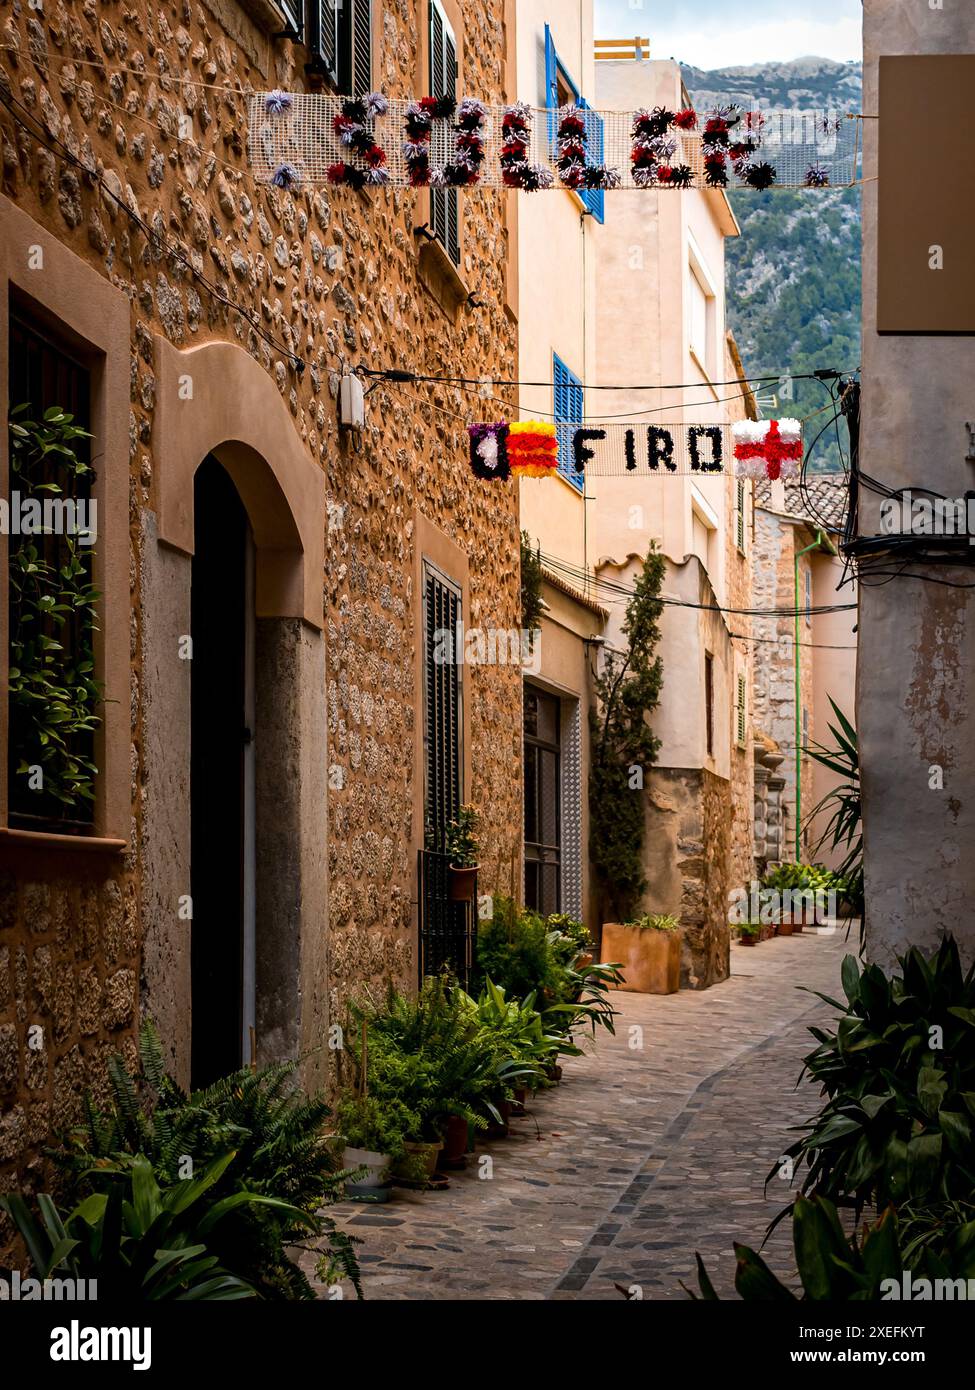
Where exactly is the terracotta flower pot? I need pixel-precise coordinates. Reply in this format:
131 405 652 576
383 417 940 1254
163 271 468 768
777 918 794 937
449 864 478 901
600 923 681 994
739 933 758 947
394 1140 443 1182
486 1099 511 1139
440 1114 469 1169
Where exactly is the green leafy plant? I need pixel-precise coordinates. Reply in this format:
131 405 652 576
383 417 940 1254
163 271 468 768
460 977 561 1075
804 698 863 919
55 1022 360 1299
738 922 762 939
520 530 544 647
0 1152 312 1300
775 937 975 1214
444 803 480 868
690 1193 975 1301
476 897 566 1001
589 545 665 921
628 913 681 932
7 403 101 818
335 1092 420 1160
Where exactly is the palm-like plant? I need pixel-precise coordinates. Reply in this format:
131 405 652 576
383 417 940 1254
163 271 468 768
804 697 863 921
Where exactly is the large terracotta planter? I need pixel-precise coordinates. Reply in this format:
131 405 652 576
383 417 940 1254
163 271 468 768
601 923 681 995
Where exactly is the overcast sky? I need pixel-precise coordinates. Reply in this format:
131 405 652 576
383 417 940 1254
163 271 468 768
594 0 862 69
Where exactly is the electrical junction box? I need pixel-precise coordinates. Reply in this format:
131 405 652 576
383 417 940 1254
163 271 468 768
339 373 365 430
878 55 975 334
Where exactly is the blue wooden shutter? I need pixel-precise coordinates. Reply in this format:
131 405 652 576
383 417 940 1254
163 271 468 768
553 353 584 491
544 24 557 151
579 98 605 223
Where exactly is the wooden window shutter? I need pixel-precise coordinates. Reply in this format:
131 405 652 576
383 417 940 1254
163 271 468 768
352 0 372 94
429 1 460 266
423 565 462 848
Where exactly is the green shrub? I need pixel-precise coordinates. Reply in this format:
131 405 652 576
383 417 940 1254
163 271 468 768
55 1022 360 1300
628 913 681 931
475 897 566 1001
334 1092 420 1160
691 1193 975 1301
0 1152 313 1300
776 937 975 1213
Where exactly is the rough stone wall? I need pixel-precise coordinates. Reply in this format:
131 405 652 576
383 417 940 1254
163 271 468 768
751 505 816 861
642 766 729 989
0 0 520 1210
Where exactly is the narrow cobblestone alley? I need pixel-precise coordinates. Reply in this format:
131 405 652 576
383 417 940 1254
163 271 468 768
322 930 850 1300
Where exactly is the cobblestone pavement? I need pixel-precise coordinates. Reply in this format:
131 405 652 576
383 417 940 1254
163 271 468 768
319 928 851 1301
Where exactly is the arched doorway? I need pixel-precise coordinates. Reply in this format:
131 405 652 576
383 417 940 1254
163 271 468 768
190 455 256 1088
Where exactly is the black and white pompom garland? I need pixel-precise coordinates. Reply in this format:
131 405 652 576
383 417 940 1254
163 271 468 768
499 103 554 190
556 104 621 192
326 93 391 188
630 106 696 188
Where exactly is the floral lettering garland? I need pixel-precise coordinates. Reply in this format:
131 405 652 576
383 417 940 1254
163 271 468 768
732 419 803 480
630 106 696 188
556 105 621 192
326 93 391 188
499 103 554 191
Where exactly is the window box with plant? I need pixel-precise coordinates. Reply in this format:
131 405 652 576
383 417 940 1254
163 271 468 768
445 802 480 901
600 914 682 993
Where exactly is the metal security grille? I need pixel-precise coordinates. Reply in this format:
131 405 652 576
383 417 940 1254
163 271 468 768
524 685 561 916
7 313 93 828
429 1 460 265
418 562 470 983
560 700 583 921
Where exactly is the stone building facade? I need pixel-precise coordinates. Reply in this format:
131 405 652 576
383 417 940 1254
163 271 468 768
752 478 855 867
0 0 521 1216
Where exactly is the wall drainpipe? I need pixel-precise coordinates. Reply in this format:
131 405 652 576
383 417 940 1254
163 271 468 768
794 528 838 861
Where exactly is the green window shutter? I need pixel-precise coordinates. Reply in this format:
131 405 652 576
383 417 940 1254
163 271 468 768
429 2 460 266
737 674 747 746
736 479 746 552
352 0 372 95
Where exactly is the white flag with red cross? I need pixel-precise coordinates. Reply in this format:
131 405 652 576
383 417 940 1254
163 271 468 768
732 419 803 480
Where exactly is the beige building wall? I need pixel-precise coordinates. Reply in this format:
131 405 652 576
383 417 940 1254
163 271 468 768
513 0 603 930
587 55 747 985
858 0 975 966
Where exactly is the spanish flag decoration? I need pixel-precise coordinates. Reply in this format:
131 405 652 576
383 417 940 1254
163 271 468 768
508 420 560 478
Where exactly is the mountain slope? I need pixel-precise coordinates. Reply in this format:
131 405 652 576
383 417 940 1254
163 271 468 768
684 58 863 472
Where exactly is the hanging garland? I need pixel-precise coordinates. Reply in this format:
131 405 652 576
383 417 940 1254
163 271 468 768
468 422 511 480
557 104 621 192
630 107 694 189
508 420 560 477
326 93 390 188
733 419 803 481
499 103 554 191
435 99 488 187
468 421 559 478
402 94 455 186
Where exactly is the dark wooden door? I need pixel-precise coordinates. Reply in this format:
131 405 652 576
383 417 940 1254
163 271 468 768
190 456 248 1088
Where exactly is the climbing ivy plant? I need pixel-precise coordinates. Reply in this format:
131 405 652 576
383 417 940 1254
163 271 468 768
520 530 543 648
7 403 102 820
589 545 665 922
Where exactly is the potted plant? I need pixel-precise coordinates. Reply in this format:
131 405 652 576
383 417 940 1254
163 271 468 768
445 804 480 901
336 1092 417 1202
738 922 761 947
600 914 681 994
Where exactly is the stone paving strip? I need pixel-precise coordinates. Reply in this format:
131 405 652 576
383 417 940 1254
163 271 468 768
316 928 850 1301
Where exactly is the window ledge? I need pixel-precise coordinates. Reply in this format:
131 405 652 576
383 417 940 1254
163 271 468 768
0 826 127 854
418 237 468 319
